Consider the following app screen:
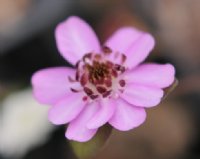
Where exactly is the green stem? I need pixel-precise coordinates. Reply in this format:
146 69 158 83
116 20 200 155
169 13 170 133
70 124 112 159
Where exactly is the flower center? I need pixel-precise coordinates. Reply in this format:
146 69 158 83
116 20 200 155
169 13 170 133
69 46 127 102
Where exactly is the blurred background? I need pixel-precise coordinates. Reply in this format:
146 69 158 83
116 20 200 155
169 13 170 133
0 0 200 159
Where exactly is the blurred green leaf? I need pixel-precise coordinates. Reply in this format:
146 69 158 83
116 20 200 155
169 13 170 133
70 124 112 159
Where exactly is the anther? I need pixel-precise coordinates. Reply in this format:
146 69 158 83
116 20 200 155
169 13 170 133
120 66 126 73
119 80 126 87
96 86 107 94
75 60 81 68
82 96 88 101
106 61 113 68
75 71 80 81
83 53 92 63
114 64 121 71
102 46 112 54
111 69 118 78
90 94 99 100
102 90 112 98
94 54 101 60
121 54 127 64
84 87 93 96
70 88 79 93
80 73 88 86
104 78 112 87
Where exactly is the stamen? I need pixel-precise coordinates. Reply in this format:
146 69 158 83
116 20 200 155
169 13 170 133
70 88 79 93
102 90 112 98
102 46 112 54
84 87 93 96
83 53 92 64
96 86 107 94
111 69 118 77
119 80 126 87
114 64 125 73
120 66 126 73
75 71 80 81
94 54 101 60
83 53 92 61
114 64 121 71
104 78 112 87
73 51 127 101
90 94 99 100
75 60 81 68
121 54 127 64
82 96 88 101
106 61 113 68
80 73 88 86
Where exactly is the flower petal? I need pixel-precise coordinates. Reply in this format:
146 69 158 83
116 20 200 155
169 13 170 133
48 93 85 125
55 16 100 65
105 27 155 69
31 67 76 105
125 33 155 68
87 99 116 129
109 98 146 131
105 27 142 54
125 63 175 88
121 83 164 107
66 102 98 142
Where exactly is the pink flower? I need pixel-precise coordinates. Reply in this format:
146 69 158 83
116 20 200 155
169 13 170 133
31 16 175 142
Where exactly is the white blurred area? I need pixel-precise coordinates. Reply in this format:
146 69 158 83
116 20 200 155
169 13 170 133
0 89 55 158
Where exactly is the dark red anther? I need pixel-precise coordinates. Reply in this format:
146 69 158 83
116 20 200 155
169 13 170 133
80 73 88 86
96 86 107 94
82 96 88 101
120 66 126 73
91 78 98 85
90 94 99 100
93 78 103 85
114 64 121 71
83 53 92 62
119 79 126 87
84 87 93 95
94 54 101 60
102 46 112 54
102 90 112 98
121 54 127 64
114 64 125 73
99 78 105 85
75 60 81 68
70 88 79 93
75 71 80 81
104 78 112 87
111 69 118 78
106 61 113 68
